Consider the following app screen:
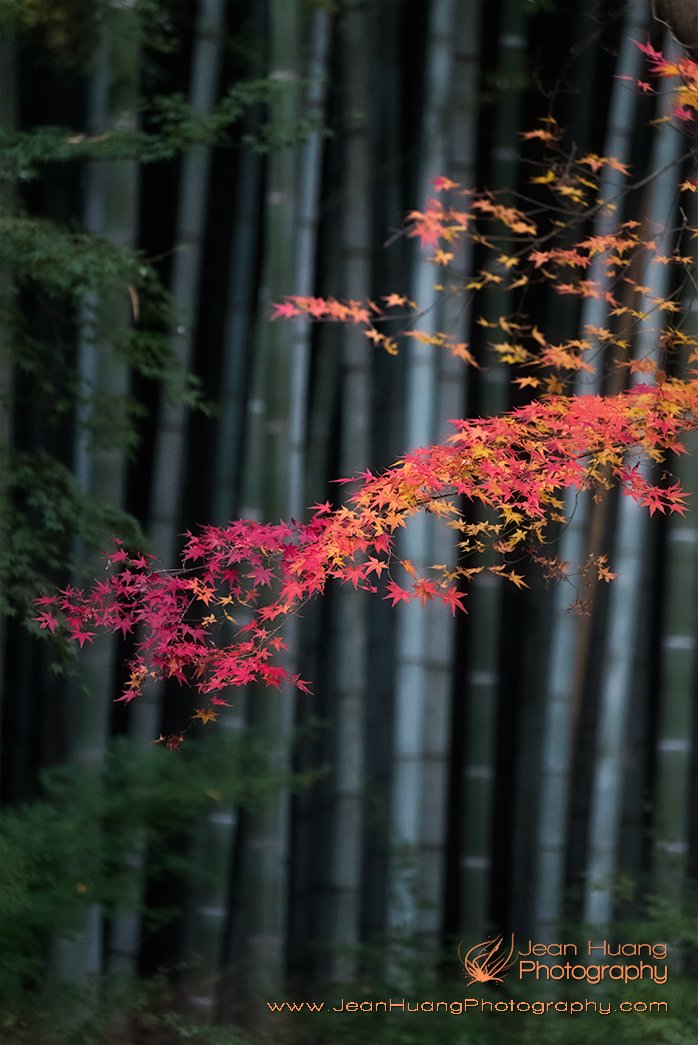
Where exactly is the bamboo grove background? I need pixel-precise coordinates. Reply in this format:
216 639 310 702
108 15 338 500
1 0 698 1041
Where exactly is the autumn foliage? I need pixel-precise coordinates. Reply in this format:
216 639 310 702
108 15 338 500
36 43 698 736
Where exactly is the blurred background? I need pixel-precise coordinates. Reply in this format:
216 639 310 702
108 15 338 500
1 0 698 1042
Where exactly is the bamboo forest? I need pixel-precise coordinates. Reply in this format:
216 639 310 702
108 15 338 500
3 0 698 1042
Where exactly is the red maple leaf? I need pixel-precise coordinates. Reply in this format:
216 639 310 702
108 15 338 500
384 580 410 606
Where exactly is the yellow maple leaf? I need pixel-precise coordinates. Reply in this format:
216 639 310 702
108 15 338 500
433 249 454 265
530 169 556 185
556 183 586 204
491 341 529 365
513 376 541 389
545 375 565 394
193 707 218 725
505 571 528 589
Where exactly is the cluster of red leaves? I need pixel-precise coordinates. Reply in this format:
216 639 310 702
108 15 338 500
36 381 696 708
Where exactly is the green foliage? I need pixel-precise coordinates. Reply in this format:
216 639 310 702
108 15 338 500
1 266 179 614
0 730 298 1028
0 82 323 184
0 210 204 615
1 211 163 291
0 451 144 616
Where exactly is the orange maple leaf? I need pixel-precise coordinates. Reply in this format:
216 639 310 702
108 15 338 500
520 128 558 142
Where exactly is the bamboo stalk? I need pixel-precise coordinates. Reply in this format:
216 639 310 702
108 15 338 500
531 0 648 941
652 191 698 901
212 123 263 1007
115 0 228 995
387 0 470 956
326 0 371 982
653 428 698 893
584 51 681 928
433 0 481 935
460 0 525 938
651 195 698 904
57 0 140 984
237 0 299 996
